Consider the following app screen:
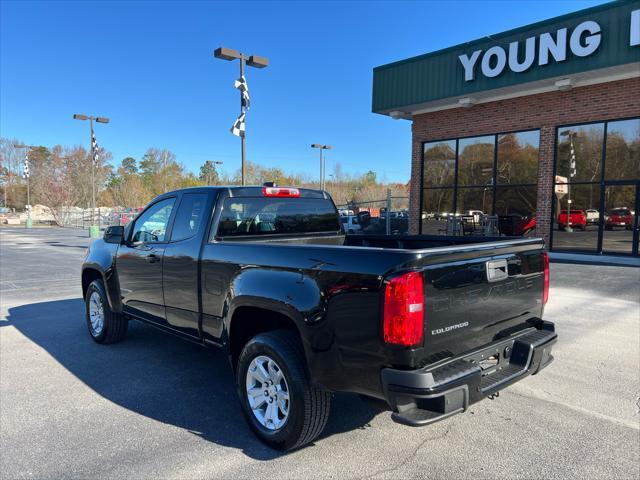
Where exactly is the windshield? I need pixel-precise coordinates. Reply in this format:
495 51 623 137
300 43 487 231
611 209 631 216
216 197 340 237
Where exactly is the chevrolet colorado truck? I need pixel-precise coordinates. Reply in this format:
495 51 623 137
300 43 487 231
81 185 556 450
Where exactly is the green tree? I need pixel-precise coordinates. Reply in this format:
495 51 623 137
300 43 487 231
121 157 138 175
199 160 220 185
363 170 377 185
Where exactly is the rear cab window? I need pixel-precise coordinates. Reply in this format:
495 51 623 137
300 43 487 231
214 196 340 239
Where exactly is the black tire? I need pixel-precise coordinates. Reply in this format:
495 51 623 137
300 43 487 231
85 279 128 344
236 330 331 451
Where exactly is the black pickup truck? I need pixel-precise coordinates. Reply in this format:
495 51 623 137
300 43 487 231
82 185 556 450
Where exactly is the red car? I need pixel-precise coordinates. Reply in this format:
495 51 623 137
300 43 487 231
558 209 587 231
605 208 634 230
514 215 536 236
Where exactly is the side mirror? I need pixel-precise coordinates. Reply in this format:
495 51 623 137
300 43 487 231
104 225 125 244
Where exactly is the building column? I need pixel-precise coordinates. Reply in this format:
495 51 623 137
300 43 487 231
535 124 555 247
409 122 422 234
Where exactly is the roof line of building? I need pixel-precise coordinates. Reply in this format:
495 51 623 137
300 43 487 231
373 0 629 73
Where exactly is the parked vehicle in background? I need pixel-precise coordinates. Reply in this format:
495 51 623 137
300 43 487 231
466 210 484 224
557 209 587 231
341 215 362 234
605 208 633 230
338 209 354 217
585 209 599 225
82 185 555 451
512 215 536 236
498 214 536 236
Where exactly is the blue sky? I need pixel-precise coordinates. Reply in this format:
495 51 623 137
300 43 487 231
1 0 606 183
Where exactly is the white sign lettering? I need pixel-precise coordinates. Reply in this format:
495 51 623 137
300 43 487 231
569 20 601 57
459 50 482 81
509 36 536 72
539 28 568 66
481 46 507 77
460 10 638 82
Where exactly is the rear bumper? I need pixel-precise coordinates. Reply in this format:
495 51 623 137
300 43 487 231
381 322 557 426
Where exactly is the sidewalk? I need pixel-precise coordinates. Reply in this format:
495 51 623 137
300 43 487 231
550 252 640 267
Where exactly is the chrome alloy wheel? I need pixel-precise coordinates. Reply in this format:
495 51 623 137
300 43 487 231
88 291 105 336
245 355 290 430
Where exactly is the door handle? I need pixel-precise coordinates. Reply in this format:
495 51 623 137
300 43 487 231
145 253 159 263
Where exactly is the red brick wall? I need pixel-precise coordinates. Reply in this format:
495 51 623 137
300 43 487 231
409 77 640 245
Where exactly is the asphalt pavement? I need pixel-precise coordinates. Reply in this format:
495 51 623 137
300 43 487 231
1 227 639 479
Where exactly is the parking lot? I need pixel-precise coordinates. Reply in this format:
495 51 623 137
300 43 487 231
1 227 639 479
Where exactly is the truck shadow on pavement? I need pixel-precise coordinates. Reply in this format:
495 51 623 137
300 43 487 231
3 298 380 459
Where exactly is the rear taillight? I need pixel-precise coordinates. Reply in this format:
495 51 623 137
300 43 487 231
263 186 300 197
543 251 549 305
383 271 424 347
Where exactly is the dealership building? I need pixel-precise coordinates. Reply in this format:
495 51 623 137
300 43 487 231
373 0 640 256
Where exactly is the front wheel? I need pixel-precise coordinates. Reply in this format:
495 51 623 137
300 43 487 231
236 330 331 451
85 279 128 344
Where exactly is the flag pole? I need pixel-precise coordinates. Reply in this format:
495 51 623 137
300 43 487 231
240 54 246 186
214 47 268 188
566 132 575 233
90 117 96 227
26 152 31 228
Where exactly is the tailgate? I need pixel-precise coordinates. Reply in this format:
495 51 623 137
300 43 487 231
420 241 545 357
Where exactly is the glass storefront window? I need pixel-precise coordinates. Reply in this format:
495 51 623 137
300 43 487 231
423 140 456 187
496 131 540 184
456 187 492 216
605 118 640 181
552 184 601 252
457 136 494 186
420 130 540 236
421 188 453 235
495 185 537 217
602 185 636 254
552 118 640 255
557 123 605 183
495 185 537 236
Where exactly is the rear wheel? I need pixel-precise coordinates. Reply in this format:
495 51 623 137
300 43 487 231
85 279 128 344
236 330 331 451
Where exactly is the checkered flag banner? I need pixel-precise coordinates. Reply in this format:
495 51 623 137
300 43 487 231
234 75 250 111
91 131 99 164
569 139 576 178
230 112 246 137
22 155 30 179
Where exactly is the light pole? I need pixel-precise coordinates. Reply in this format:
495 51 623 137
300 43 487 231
214 47 268 186
311 144 332 191
203 160 223 185
73 114 109 237
13 143 41 228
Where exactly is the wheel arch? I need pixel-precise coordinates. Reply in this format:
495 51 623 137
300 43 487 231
228 305 305 373
81 265 122 312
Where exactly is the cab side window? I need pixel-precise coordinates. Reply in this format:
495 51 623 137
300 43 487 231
171 193 208 242
131 198 175 244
